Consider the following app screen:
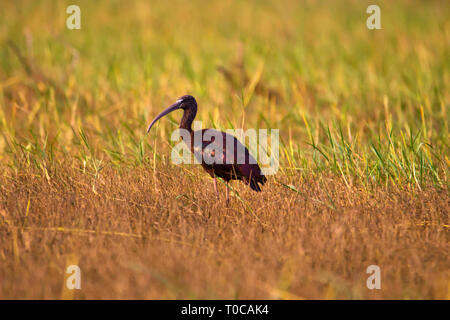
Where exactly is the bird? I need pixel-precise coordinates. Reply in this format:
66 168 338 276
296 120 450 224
146 95 267 204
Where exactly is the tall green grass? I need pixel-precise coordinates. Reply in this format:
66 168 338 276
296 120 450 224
0 0 448 190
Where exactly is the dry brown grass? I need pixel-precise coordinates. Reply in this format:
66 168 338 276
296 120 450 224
0 162 448 299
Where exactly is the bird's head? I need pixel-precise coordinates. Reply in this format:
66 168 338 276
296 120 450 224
147 95 197 133
177 95 196 110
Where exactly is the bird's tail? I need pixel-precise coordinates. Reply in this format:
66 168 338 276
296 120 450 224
249 175 267 192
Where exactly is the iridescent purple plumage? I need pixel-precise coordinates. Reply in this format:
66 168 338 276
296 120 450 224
147 95 267 199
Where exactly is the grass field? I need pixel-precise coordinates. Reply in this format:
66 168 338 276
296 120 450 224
0 0 448 299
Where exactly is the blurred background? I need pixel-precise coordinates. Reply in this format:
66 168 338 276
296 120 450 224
0 0 448 299
1 1 448 173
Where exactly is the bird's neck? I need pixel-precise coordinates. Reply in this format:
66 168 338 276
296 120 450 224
179 106 197 132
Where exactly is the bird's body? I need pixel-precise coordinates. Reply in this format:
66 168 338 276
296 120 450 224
191 128 266 191
147 95 266 201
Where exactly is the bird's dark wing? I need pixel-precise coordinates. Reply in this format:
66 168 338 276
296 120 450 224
193 129 266 191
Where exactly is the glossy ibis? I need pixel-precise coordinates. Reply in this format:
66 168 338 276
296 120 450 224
147 95 267 203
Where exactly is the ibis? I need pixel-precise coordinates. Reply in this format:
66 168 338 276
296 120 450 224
147 95 267 203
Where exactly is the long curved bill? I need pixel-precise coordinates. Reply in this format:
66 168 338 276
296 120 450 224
146 100 182 133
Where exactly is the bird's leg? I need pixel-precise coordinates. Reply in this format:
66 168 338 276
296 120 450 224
225 182 230 207
213 176 219 201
